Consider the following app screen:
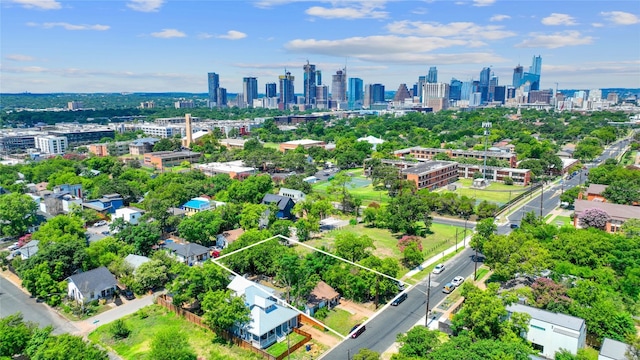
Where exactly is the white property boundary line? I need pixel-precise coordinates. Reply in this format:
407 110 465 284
212 234 412 341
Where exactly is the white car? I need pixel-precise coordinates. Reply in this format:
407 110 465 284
451 276 465 287
94 220 108 227
432 263 445 274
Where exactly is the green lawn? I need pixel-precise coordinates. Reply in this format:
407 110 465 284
620 150 637 166
266 332 306 357
88 305 261 360
552 216 572 227
448 182 528 205
312 168 390 205
306 223 464 276
263 142 279 150
322 308 364 336
475 267 489 281
408 247 466 283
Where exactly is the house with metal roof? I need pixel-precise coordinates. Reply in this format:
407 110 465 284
124 254 151 272
164 242 210 266
506 303 586 359
181 196 226 216
67 266 117 304
261 194 295 219
227 277 299 349
278 187 306 203
599 338 631 360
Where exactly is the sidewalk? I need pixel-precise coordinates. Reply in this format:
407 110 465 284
402 235 471 280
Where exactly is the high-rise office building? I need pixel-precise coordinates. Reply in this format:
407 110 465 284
303 61 317 106
489 76 498 102
364 84 385 108
512 65 524 88
494 86 506 103
278 71 295 110
331 69 347 102
207 72 220 107
460 81 473 101
315 85 329 109
216 88 227 107
265 82 277 98
348 77 363 110
529 55 542 76
521 73 540 91
317 71 322 86
422 83 450 100
479 67 491 103
450 78 462 101
417 75 427 102
394 84 411 102
242 77 258 108
427 67 438 83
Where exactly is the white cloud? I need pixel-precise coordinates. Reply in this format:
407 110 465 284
541 13 577 26
150 29 186 38
10 0 61 10
5 54 35 61
127 0 165 12
591 23 604 28
27 22 110 31
489 14 510 22
197 33 215 39
386 20 516 40
253 0 300 9
473 0 495 7
284 35 504 65
516 31 593 49
217 30 247 40
600 11 639 25
305 3 387 19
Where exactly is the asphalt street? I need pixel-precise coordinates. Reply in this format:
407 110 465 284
320 247 478 360
0 276 79 334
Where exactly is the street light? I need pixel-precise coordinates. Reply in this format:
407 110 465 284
482 122 492 182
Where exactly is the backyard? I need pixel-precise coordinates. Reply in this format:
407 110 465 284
88 305 262 360
321 307 367 336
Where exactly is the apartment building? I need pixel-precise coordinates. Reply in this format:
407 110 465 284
457 164 531 185
394 146 518 168
402 161 459 191
143 151 201 171
35 135 67 155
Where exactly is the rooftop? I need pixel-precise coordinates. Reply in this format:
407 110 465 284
402 160 457 175
574 199 640 221
506 303 584 332
165 242 210 258
147 151 201 159
195 160 256 174
283 139 324 146
586 184 608 195
67 266 117 297
599 338 630 360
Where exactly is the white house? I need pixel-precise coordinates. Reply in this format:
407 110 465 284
227 276 299 349
114 207 144 225
123 254 151 273
506 303 587 359
164 242 210 265
67 266 117 304
357 135 385 151
278 188 306 203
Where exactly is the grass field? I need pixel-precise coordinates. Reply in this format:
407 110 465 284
263 142 279 150
322 308 364 336
620 150 638 166
266 332 306 357
444 179 528 205
552 215 572 227
312 168 392 205
305 223 464 277
89 305 261 360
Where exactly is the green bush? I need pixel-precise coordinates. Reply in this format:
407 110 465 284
109 319 131 340
503 176 514 185
314 307 329 320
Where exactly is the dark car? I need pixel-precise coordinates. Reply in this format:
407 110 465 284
391 292 408 306
510 223 519 229
120 288 135 300
350 324 366 338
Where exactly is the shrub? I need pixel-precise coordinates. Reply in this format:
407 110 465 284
503 176 514 185
109 319 131 340
349 218 357 226
314 307 329 320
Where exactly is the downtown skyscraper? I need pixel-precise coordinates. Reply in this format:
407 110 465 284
303 61 317 106
242 77 258 108
207 72 219 107
348 77 363 110
427 67 438 83
331 68 347 103
279 71 295 110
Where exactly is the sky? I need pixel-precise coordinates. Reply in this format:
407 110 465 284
1 0 639 93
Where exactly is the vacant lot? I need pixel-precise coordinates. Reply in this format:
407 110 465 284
312 168 391 205
442 179 528 205
89 305 261 360
306 223 463 276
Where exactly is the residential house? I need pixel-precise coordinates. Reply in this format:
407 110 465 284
278 188 306 203
67 266 117 304
16 240 39 260
303 176 318 184
164 242 210 265
583 184 608 202
574 199 640 233
357 135 385 151
83 193 124 214
123 254 151 273
506 303 586 359
227 276 299 349
261 194 295 219
599 338 631 360
114 207 144 225
216 228 245 248
305 281 340 316
181 196 226 216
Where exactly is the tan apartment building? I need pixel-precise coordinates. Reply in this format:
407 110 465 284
143 151 201 171
457 164 531 186
88 141 130 157
394 146 517 168
279 139 326 152
402 161 459 191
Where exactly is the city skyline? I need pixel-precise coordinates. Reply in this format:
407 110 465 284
1 0 639 93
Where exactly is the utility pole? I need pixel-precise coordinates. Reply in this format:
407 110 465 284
474 248 478 280
539 183 544 218
425 272 431 327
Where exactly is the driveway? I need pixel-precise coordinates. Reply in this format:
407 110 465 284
76 293 156 335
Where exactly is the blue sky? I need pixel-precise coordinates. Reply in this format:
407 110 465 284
1 0 639 93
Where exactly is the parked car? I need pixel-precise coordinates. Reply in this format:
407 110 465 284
8 242 19 251
451 276 465 287
94 220 108 227
391 292 408 306
119 288 135 300
350 324 366 338
101 230 110 235
510 223 519 229
432 263 445 274
442 283 455 294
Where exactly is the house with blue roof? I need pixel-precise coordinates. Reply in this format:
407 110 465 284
227 276 299 349
261 194 295 219
82 193 124 214
182 196 226 216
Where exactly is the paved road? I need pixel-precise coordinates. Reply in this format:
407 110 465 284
498 137 631 234
320 247 478 360
0 276 79 334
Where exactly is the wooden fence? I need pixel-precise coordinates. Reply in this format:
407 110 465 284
297 313 326 331
156 295 311 360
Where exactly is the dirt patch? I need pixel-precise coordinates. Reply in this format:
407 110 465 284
299 324 341 348
336 299 375 318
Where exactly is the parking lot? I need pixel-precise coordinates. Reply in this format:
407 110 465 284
86 222 111 242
